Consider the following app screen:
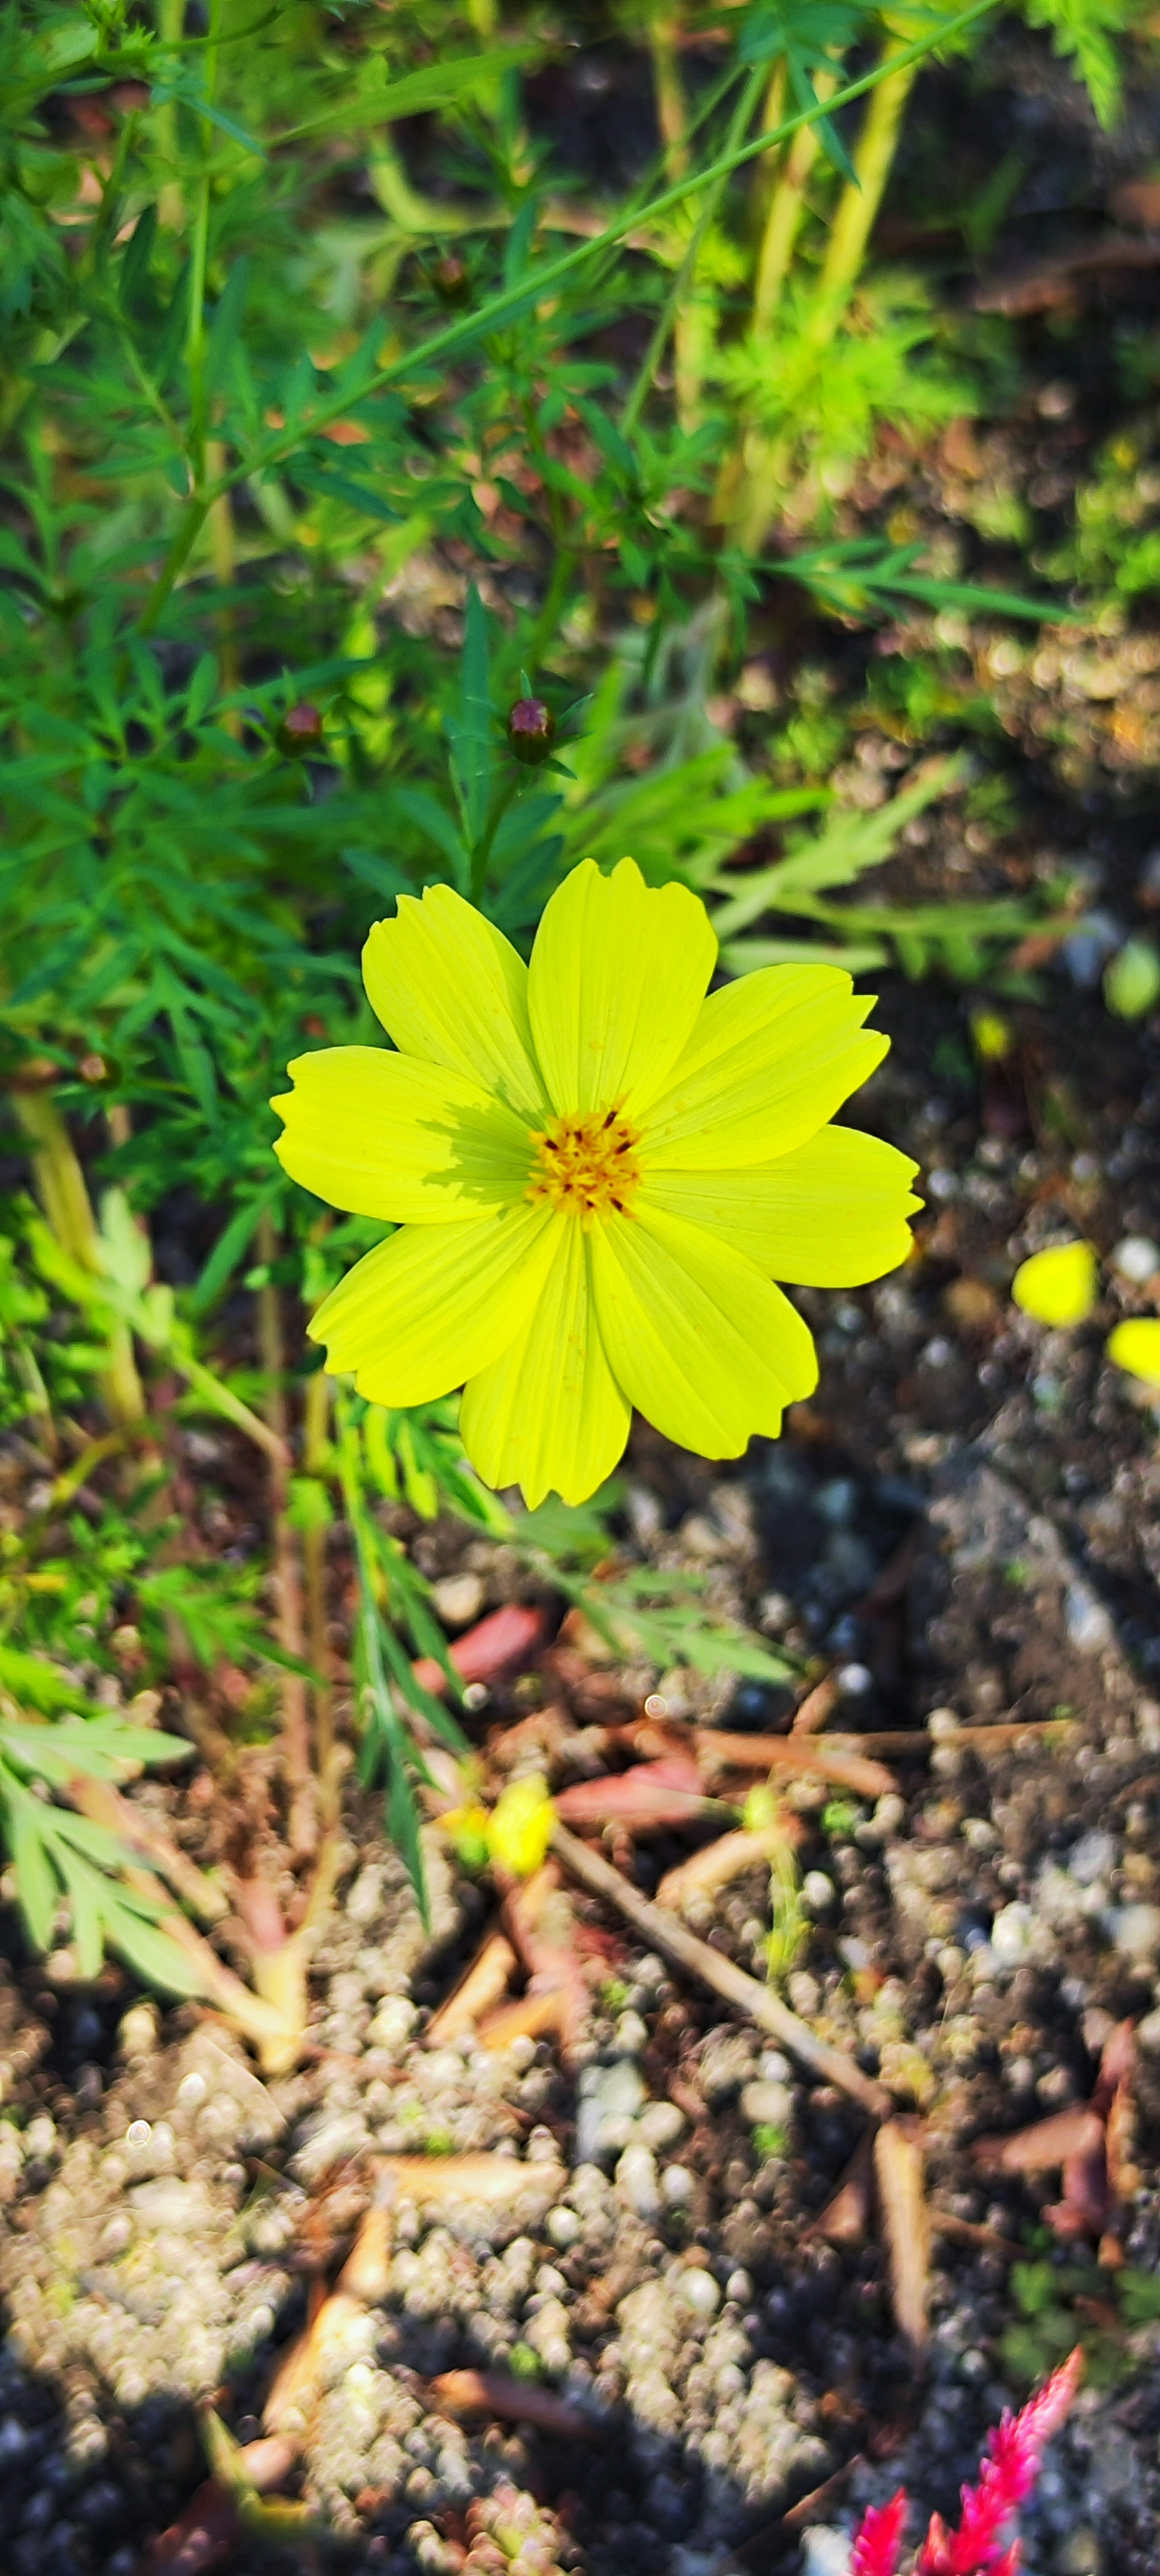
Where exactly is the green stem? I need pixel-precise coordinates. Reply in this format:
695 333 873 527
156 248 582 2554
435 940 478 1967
185 0 223 486
133 0 997 631
470 767 525 904
752 68 835 331
622 64 767 438
809 47 917 343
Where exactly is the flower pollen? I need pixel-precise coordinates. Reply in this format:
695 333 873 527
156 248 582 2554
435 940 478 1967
528 1105 641 1225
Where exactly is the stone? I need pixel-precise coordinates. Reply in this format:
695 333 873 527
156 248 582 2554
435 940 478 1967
740 2082 793 2130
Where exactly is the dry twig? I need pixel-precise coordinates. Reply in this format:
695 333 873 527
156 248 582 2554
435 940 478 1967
552 1822 891 2117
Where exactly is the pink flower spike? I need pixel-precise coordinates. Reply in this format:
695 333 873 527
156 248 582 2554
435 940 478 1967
917 2350 1083 2575
851 2490 908 2576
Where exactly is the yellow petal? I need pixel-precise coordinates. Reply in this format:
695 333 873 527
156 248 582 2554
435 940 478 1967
1107 1318 1160 1387
272 1047 533 1222
589 1202 818 1457
1011 1241 1098 1328
460 1215 631 1507
310 1205 557 1406
527 856 717 1118
643 1124 921 1286
643 965 887 1170
487 1776 556 1878
362 886 547 1120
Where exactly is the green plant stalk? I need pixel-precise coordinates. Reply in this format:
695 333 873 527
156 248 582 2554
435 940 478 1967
12 1090 145 1427
646 9 703 430
809 44 917 343
622 63 769 439
156 0 186 232
185 0 224 487
135 0 998 633
752 68 835 330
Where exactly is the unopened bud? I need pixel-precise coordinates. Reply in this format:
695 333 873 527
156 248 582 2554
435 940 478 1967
431 253 470 306
508 697 555 766
276 702 324 757
78 1053 107 1083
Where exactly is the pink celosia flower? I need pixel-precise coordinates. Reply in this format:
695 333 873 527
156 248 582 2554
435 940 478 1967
847 2349 1082 2576
851 2490 908 2576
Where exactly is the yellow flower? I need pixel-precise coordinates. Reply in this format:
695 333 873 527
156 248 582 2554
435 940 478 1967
1011 1241 1098 1329
272 858 919 1503
1107 1319 1160 1390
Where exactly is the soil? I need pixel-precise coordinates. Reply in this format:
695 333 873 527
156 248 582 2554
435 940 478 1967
7 25 1160 2576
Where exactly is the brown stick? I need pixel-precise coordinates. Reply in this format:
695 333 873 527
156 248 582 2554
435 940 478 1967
551 1823 891 2118
425 1928 518 2042
874 2117 930 2353
694 1729 893 1800
790 1672 841 1734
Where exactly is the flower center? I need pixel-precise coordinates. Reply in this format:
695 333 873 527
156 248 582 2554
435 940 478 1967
528 1105 641 1225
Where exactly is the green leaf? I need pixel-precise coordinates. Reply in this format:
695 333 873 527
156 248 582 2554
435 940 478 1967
8 1790 58 1951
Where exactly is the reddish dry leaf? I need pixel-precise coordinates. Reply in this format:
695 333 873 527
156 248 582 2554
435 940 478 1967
337 2203 393 2303
429 2370 597 2440
555 1755 719 1829
1092 2017 1136 2120
497 1861 591 2055
144 2479 240 2576
971 2106 1104 2175
1106 2074 1141 2205
143 2440 297 2575
425 1929 519 2041
412 1602 551 1699
477 1986 571 2049
874 2118 930 2354
263 2290 366 2434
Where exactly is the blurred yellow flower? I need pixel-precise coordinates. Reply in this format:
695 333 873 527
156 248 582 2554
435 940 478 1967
486 1775 555 1878
1011 1241 1098 1328
273 858 919 1504
1107 1318 1160 1390
971 1009 1013 1062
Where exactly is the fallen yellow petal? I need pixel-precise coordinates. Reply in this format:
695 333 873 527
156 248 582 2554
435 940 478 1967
488 1776 556 1878
1107 1318 1160 1389
1011 1241 1097 1328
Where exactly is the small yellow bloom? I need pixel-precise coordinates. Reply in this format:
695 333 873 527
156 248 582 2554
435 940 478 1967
273 859 920 1503
1011 1241 1098 1328
1107 1319 1160 1390
971 1009 1013 1063
487 1775 556 1878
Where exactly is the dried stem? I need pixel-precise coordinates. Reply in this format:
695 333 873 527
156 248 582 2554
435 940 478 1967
552 1822 891 2117
302 1363 335 1797
255 1212 312 1824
